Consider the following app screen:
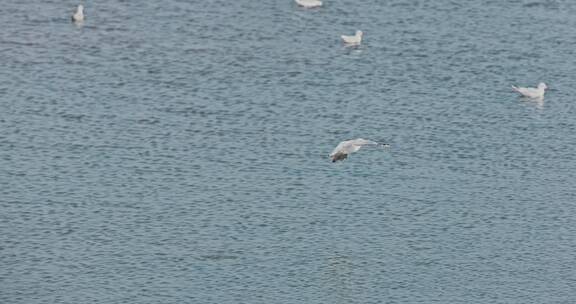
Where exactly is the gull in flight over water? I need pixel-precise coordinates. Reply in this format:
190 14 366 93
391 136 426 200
341 30 363 45
512 82 547 99
330 138 388 162
72 5 84 22
295 0 323 8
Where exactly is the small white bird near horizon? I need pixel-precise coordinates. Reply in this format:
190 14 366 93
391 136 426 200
341 30 363 46
295 0 323 8
72 5 84 22
512 82 547 99
329 138 388 162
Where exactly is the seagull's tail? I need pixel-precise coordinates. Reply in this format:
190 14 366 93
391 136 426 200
511 85 520 93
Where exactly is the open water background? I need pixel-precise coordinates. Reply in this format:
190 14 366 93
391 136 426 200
2 0 576 303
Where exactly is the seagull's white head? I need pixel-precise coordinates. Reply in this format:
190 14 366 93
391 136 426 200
538 82 547 90
356 30 363 37
77 5 84 13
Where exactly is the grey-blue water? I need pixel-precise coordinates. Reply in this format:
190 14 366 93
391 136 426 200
2 0 576 303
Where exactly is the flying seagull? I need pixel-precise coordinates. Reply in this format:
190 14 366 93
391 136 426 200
512 82 547 99
72 5 84 22
295 0 323 8
341 30 363 45
329 138 388 162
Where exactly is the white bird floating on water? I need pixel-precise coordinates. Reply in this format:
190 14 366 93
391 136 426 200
512 82 547 99
295 0 323 8
341 30 363 45
329 138 388 163
72 5 84 22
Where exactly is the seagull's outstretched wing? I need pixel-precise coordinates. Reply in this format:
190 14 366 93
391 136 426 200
329 138 384 162
347 139 379 152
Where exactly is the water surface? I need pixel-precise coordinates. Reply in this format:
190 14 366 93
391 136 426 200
2 1 576 303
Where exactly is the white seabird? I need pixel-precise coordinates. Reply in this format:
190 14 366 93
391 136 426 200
329 138 388 162
341 30 363 45
72 5 84 22
295 0 323 8
512 82 547 99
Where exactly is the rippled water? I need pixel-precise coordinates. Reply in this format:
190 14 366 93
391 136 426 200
2 1 576 303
